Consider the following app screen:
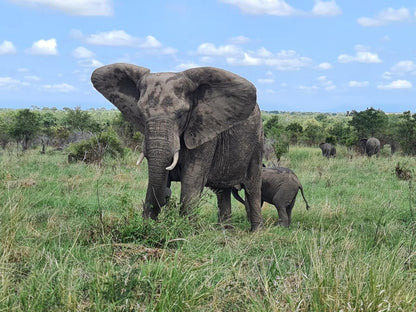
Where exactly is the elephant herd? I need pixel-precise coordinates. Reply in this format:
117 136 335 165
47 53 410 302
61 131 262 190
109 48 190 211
91 63 322 232
319 137 381 158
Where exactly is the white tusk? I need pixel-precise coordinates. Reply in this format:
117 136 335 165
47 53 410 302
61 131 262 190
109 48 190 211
166 151 179 171
136 153 145 166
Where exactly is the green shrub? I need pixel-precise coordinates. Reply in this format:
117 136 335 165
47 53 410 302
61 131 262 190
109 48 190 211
67 128 124 164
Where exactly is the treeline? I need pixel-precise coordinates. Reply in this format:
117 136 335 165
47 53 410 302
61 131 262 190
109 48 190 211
1 107 416 161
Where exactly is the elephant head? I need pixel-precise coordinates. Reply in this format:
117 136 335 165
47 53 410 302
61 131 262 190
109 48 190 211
91 63 257 219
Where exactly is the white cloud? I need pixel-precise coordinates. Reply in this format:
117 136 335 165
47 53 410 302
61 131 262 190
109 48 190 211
382 71 393 80
0 40 17 55
258 78 275 84
349 81 369 87
42 83 75 92
317 62 332 70
258 71 275 84
72 46 95 59
176 62 200 70
338 45 381 63
317 75 336 90
358 7 410 27
220 0 299 16
197 43 242 56
78 59 104 68
391 60 416 75
298 85 318 91
228 52 262 66
24 75 41 81
26 38 58 55
312 0 341 17
140 36 162 49
73 30 177 55
220 0 341 17
227 48 312 70
197 42 312 71
0 77 26 89
9 0 113 16
79 30 140 46
228 36 250 45
377 80 412 90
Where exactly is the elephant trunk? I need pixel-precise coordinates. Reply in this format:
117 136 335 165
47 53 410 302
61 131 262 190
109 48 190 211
142 118 180 219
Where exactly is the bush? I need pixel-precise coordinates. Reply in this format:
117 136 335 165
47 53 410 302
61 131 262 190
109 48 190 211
67 128 124 164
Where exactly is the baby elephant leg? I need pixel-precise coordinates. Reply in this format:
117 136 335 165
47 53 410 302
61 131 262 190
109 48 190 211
285 196 297 227
273 192 295 228
273 200 290 227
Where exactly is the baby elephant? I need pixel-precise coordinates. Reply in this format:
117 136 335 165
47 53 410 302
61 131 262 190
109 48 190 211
232 167 310 227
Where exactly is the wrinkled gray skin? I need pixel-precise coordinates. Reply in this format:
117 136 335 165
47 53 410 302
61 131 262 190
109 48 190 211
319 143 336 158
91 63 264 231
360 137 380 157
232 167 310 227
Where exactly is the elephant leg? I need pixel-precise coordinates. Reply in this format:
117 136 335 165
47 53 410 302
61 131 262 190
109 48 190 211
178 148 214 217
274 202 289 227
217 188 232 225
273 191 291 227
244 184 263 231
180 176 206 217
286 196 297 227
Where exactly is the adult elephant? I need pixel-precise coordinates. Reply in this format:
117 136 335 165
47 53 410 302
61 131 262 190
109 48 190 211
91 63 264 231
360 137 380 157
319 143 336 158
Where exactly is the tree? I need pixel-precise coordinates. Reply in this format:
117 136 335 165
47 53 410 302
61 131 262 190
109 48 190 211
9 109 41 151
327 120 357 146
302 119 325 146
396 111 416 155
349 108 388 139
285 122 303 145
263 115 289 161
63 107 100 133
38 111 57 153
0 111 14 149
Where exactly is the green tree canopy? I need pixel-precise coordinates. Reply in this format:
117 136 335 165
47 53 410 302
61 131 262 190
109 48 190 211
349 107 388 139
63 107 100 133
9 109 41 150
396 111 416 155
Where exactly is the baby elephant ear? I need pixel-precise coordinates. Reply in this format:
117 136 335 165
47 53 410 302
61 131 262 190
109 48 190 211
91 63 150 133
182 67 257 149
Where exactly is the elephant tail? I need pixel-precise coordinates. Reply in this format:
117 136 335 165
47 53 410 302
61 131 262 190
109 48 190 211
299 186 310 210
231 188 246 205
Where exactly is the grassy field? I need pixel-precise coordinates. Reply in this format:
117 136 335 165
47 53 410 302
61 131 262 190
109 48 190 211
1 146 415 311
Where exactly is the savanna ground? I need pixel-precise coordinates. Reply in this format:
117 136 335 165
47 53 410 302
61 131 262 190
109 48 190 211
1 145 415 311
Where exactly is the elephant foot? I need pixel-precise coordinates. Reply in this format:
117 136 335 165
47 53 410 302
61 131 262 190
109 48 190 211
218 223 235 231
250 221 264 232
275 220 289 228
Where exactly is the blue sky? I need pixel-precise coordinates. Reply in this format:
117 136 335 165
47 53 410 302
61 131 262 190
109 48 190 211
1 0 416 112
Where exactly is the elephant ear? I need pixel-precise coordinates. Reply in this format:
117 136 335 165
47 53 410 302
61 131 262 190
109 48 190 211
91 63 150 133
183 67 257 149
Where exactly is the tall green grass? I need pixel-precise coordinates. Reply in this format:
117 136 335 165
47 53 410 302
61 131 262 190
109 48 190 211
0 146 415 311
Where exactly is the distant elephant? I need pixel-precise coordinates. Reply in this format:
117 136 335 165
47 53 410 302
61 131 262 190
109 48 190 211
319 143 336 158
360 137 380 157
91 63 264 231
232 167 310 227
